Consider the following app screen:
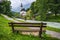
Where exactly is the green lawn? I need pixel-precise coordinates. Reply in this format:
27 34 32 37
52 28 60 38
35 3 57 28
45 15 60 22
0 14 60 40
46 26 60 33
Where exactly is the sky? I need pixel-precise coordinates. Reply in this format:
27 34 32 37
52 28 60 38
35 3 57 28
10 0 36 12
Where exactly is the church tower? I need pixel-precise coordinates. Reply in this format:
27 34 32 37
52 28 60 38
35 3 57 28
20 3 26 16
20 3 26 12
20 3 23 10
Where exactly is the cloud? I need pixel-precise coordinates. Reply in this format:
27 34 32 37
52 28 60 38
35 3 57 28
10 0 21 8
10 0 36 12
10 0 36 6
20 0 36 5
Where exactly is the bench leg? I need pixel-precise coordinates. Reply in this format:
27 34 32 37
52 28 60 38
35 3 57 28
39 26 42 38
39 31 42 38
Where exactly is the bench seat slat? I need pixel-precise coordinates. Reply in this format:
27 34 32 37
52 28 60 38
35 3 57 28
9 24 46 27
9 22 47 25
14 29 46 32
9 25 46 27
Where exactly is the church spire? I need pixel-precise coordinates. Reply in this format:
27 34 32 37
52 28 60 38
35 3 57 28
21 3 23 7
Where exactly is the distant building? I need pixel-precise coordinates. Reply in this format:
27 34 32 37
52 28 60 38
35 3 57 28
20 3 26 16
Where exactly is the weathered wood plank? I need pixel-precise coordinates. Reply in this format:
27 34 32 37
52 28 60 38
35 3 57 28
9 22 46 25
9 23 46 27
9 25 46 27
14 29 46 32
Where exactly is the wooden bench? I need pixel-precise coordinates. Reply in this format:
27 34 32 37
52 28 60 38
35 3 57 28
8 22 47 38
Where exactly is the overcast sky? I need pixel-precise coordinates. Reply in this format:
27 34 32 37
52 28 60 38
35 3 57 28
10 0 36 12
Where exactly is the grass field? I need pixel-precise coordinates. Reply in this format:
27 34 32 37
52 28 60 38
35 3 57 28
0 14 60 40
45 15 60 22
46 26 60 33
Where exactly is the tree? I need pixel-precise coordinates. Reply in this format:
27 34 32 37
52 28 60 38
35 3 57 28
30 0 48 20
47 0 60 16
0 0 11 16
37 0 48 20
30 2 36 19
30 0 60 21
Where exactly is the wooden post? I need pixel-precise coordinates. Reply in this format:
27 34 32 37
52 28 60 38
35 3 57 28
11 23 15 33
39 22 43 38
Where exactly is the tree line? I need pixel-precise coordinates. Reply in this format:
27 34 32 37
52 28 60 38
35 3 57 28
28 0 60 20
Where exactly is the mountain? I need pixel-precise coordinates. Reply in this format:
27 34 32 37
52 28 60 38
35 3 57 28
24 3 31 9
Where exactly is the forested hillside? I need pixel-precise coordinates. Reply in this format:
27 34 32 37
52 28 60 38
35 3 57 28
29 0 60 21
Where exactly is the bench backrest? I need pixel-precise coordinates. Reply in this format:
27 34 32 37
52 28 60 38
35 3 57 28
9 22 46 27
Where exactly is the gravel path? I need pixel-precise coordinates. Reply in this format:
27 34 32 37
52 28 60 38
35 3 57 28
1 14 19 22
2 14 60 39
16 18 60 29
28 27 60 39
26 20 60 29
46 30 60 39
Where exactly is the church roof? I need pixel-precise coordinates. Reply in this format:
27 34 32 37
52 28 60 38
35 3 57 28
21 8 26 11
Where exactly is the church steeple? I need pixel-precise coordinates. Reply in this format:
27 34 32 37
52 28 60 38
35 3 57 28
20 3 24 10
21 3 23 7
20 3 26 11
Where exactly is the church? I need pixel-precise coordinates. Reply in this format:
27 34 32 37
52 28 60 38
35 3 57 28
20 3 26 17
20 3 27 20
